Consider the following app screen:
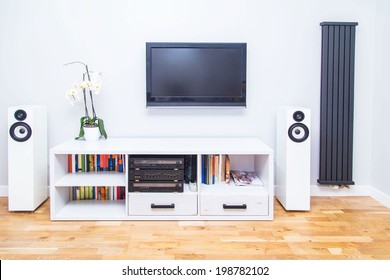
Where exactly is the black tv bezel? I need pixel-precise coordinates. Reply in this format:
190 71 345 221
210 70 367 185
146 42 247 107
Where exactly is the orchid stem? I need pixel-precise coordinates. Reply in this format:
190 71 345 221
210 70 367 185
85 65 97 119
82 73 89 118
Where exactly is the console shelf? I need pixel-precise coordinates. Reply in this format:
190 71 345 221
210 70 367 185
55 200 127 220
55 172 126 187
50 138 274 220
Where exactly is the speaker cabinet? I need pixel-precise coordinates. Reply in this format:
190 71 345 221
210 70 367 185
276 107 311 211
8 105 48 211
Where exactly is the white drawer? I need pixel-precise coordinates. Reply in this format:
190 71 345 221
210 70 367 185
200 193 268 216
128 193 198 216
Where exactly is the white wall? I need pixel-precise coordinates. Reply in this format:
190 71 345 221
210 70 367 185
372 0 390 196
0 0 378 191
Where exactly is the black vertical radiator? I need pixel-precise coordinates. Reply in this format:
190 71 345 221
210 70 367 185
317 22 358 186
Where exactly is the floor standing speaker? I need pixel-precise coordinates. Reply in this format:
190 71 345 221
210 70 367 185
8 105 48 211
276 106 311 211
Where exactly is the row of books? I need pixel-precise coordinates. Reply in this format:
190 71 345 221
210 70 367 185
201 154 231 185
68 154 125 173
69 186 126 201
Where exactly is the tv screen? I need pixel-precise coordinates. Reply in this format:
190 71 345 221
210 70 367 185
146 42 247 107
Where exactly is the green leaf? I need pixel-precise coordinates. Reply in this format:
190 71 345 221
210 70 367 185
97 118 107 139
75 116 88 140
89 117 97 126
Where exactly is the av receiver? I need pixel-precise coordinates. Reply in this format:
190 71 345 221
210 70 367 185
129 169 184 181
129 156 184 169
128 181 183 192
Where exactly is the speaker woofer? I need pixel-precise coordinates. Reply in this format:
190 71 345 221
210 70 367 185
9 122 32 142
288 123 309 143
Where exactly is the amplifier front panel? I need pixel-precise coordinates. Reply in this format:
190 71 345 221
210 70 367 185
129 169 184 181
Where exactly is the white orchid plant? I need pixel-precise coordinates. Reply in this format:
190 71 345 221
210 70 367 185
64 61 107 140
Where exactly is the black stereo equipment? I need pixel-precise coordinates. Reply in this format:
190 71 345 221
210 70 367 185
128 181 183 193
128 155 186 193
129 169 184 181
184 155 197 183
129 156 184 169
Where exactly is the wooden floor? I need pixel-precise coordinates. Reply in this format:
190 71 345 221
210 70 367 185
0 196 389 260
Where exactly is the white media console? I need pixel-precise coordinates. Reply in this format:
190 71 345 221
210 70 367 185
50 138 274 220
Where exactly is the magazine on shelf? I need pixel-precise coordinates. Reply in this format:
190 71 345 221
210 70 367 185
230 170 263 186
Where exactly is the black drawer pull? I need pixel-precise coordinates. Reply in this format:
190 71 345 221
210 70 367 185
223 204 247 210
151 203 175 209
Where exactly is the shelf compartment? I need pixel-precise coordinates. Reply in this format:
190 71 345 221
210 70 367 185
54 200 127 220
54 172 126 187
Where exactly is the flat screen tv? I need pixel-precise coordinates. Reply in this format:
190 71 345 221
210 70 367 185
146 42 247 107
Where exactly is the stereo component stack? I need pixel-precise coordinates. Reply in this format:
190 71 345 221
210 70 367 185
128 155 185 192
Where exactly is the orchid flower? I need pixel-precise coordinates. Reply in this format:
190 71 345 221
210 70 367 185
65 88 81 106
64 61 107 140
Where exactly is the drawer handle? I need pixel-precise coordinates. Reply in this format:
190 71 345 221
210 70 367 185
223 204 247 210
151 203 175 209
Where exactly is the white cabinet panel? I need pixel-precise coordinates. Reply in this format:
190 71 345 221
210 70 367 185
200 193 268 216
128 193 198 216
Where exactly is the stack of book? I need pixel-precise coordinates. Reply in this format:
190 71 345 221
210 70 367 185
201 154 231 185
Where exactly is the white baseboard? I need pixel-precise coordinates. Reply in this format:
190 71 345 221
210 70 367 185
309 184 390 208
0 185 8 197
310 184 372 196
276 184 389 209
370 187 390 209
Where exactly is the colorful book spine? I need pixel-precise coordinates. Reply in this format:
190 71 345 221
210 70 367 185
68 154 72 173
214 154 219 182
96 155 100 171
75 155 78 172
77 154 82 172
118 155 123 173
81 155 85 172
220 155 226 183
201 155 206 184
225 155 231 184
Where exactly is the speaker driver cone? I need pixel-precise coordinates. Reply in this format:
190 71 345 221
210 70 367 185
9 122 32 142
288 123 309 143
293 111 305 122
14 109 27 121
